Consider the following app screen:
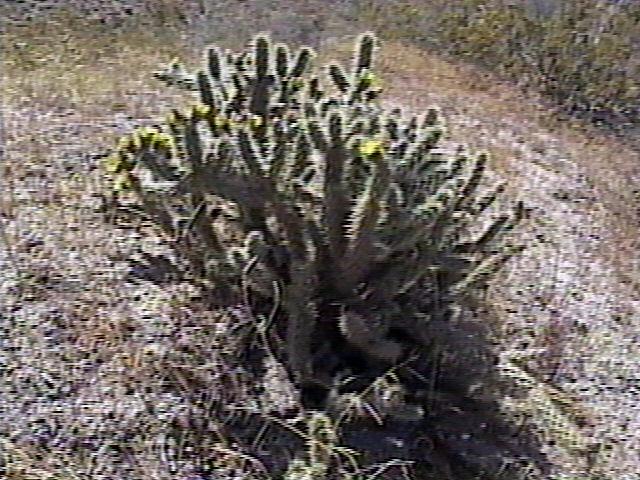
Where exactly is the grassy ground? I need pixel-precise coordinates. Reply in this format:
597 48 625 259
1 2 640 479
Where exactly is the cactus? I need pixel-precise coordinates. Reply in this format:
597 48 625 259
106 31 529 432
101 31 548 480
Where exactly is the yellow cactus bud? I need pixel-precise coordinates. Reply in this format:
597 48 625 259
359 71 382 89
129 132 142 150
249 116 263 128
161 132 174 144
146 127 161 137
117 135 132 151
113 172 135 192
135 127 161 148
152 132 174 150
162 134 174 149
138 132 151 148
359 138 385 156
192 104 211 119
105 152 135 174
213 115 228 128
103 153 123 174
204 109 216 122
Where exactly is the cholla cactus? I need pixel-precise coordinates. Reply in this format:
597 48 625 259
105 32 529 416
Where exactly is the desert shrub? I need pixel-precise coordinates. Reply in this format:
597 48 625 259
104 32 548 478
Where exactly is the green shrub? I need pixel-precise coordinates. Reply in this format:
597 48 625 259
105 32 538 478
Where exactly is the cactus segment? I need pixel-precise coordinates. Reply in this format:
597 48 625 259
353 32 376 75
328 63 350 93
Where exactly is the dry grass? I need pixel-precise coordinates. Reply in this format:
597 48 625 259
1 3 640 479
